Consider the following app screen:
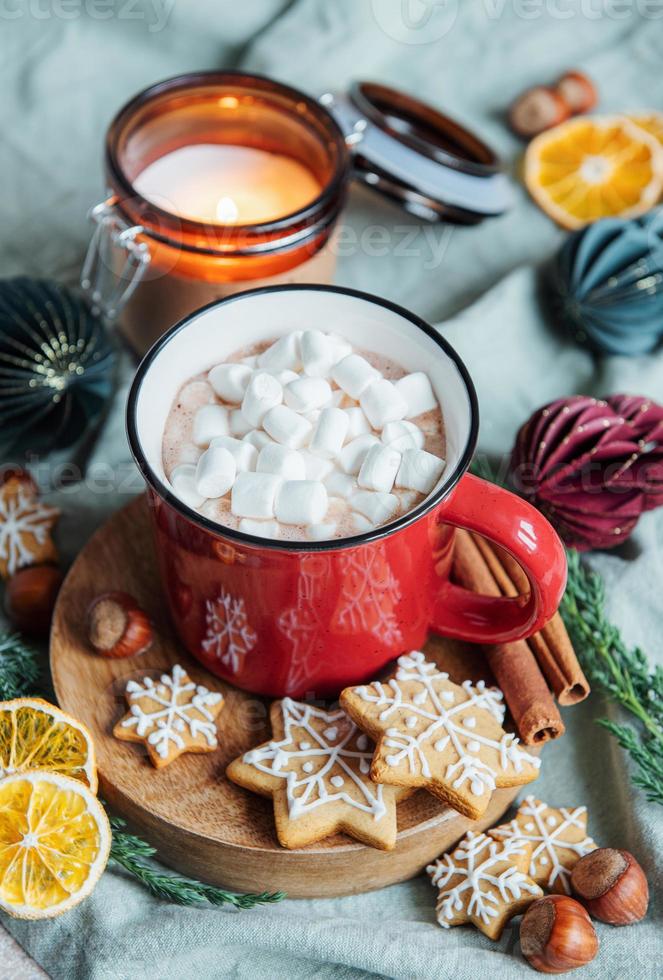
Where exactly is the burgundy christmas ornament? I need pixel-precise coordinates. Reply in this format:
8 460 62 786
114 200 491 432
511 394 663 550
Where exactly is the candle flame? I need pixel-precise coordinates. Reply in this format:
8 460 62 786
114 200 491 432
216 195 239 224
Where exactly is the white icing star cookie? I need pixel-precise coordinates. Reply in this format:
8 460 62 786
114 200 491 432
113 663 224 768
340 651 540 819
226 698 407 850
0 474 59 579
490 796 597 893
427 830 543 939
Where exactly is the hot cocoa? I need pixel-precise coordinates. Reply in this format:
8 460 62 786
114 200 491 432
162 330 446 542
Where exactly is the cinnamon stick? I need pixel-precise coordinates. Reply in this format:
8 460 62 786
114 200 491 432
453 530 565 745
471 534 589 706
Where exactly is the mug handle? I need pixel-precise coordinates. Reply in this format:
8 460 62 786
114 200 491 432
430 473 567 644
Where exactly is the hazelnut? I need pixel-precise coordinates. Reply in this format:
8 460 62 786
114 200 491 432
509 86 570 139
87 592 153 659
571 848 648 926
4 564 63 636
520 895 598 974
556 71 597 115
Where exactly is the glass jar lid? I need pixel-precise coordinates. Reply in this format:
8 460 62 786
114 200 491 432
320 81 513 224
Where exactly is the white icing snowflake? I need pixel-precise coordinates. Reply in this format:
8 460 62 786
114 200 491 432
427 831 541 928
351 651 539 799
491 796 596 893
202 587 257 672
0 483 59 576
243 698 386 821
121 664 223 760
334 548 402 645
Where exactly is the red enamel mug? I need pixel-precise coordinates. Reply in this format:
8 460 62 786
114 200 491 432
127 285 567 698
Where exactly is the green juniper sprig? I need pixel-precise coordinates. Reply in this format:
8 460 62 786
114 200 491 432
560 550 663 805
0 632 41 700
109 816 285 910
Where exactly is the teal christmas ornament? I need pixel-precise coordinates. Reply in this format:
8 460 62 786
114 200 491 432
0 278 116 458
553 210 663 356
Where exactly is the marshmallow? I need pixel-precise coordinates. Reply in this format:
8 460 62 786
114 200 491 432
231 472 281 519
396 449 446 494
381 419 425 451
327 332 353 360
274 369 299 387
339 434 380 475
174 444 201 467
243 430 275 451
241 372 283 427
300 451 335 482
257 444 306 480
178 380 214 409
192 404 230 447
257 333 301 372
325 471 356 500
305 409 321 426
331 354 380 399
360 379 408 430
263 404 312 449
207 363 252 403
239 518 280 539
301 330 349 377
195 446 237 499
210 435 257 472
397 490 420 512
349 490 400 525
330 389 347 408
240 355 258 367
309 407 349 459
395 372 438 418
170 464 206 509
307 523 337 541
343 406 371 441
351 513 374 534
357 444 401 493
229 409 253 438
275 480 328 525
283 377 332 413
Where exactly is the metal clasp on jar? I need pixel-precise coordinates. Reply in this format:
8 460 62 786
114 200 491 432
80 197 151 320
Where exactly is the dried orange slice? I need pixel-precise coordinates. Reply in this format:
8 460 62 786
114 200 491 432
627 111 663 147
524 116 663 229
0 771 110 918
0 698 97 791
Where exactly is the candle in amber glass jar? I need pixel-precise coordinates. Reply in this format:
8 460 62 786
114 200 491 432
86 72 349 355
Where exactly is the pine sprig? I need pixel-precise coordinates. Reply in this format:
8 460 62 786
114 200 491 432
560 550 663 804
109 817 285 910
0 632 41 700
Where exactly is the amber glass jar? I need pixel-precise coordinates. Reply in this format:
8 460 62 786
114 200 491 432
85 72 349 354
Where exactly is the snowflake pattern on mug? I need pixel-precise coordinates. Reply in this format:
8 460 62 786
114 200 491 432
333 547 402 646
113 663 224 768
202 587 257 673
427 831 543 939
490 796 597 893
277 554 329 693
227 698 405 849
341 651 540 819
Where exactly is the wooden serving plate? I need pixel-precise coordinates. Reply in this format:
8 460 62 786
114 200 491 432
50 496 536 898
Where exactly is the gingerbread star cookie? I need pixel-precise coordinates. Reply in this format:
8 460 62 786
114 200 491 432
427 831 543 939
113 663 224 768
227 698 406 850
340 651 540 819
490 796 597 894
0 474 59 579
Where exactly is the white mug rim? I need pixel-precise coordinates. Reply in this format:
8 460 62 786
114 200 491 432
126 283 479 552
